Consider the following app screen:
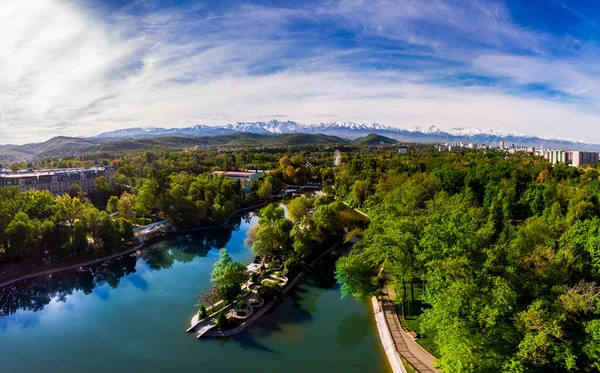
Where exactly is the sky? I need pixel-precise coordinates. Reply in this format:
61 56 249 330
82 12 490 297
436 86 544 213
2 0 600 144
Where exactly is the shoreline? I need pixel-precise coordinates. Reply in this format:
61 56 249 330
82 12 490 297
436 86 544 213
0 242 145 289
0 201 269 290
372 296 408 373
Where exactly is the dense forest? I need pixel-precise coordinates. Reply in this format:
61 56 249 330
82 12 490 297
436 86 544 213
2 142 600 372
333 149 600 373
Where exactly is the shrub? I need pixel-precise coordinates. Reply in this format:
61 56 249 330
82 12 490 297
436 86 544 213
250 272 259 283
237 300 247 310
216 312 229 331
267 261 279 270
260 270 270 279
200 305 208 319
257 281 283 302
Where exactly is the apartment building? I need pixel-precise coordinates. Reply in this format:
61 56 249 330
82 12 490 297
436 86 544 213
543 150 599 166
571 151 599 167
544 150 570 165
0 167 116 195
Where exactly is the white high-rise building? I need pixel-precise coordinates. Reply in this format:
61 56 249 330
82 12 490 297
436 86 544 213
544 150 569 165
571 151 599 167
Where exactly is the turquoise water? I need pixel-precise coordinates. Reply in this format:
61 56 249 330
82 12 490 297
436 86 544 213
0 211 389 373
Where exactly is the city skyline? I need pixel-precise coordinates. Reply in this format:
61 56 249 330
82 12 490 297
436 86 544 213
3 0 600 144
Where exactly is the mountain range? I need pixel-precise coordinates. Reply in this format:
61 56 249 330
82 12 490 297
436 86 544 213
96 120 597 150
1 120 598 164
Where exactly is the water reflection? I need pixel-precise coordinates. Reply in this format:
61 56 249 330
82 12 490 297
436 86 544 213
0 213 253 319
334 312 371 348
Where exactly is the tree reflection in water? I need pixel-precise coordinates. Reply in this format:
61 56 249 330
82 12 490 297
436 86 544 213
0 218 245 317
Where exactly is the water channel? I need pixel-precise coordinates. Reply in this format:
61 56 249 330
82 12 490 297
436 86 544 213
0 210 390 373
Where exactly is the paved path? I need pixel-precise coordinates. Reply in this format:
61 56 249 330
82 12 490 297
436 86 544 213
380 287 441 373
372 297 408 373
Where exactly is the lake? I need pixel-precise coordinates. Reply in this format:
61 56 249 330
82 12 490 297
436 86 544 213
0 210 390 373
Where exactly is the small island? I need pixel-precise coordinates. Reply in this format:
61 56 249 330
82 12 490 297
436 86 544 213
187 196 349 338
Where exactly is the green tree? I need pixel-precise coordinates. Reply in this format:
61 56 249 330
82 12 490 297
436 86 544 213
335 250 379 299
288 196 312 223
94 176 110 193
72 220 88 254
5 212 41 261
68 184 82 198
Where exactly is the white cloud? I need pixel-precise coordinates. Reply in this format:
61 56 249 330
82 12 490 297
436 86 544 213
1 0 600 145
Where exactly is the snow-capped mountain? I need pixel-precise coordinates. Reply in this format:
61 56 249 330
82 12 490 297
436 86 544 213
95 119 598 150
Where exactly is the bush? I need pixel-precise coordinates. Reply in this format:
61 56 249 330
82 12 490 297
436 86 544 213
200 305 208 319
237 300 247 310
250 272 259 283
260 269 270 279
267 261 279 270
216 311 229 331
257 281 283 302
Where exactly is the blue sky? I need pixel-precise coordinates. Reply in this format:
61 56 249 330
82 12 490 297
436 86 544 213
2 0 600 143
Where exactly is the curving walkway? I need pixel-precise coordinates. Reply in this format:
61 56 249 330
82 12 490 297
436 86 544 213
372 297 408 373
380 286 441 373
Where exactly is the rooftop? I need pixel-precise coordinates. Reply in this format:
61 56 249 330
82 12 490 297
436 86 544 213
0 167 113 179
211 171 263 177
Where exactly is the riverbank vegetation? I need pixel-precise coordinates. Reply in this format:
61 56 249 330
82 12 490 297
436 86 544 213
0 188 134 264
334 150 600 373
5 141 600 372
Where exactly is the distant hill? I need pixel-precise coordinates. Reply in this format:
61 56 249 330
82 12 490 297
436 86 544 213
0 132 346 163
352 133 398 146
0 136 109 163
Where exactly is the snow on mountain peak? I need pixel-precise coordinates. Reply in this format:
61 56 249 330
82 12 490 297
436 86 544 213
94 119 586 146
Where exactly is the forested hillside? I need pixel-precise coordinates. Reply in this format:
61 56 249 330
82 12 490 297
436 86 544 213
0 132 347 163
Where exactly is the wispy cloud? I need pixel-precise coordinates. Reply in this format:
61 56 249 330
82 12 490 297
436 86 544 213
1 0 600 144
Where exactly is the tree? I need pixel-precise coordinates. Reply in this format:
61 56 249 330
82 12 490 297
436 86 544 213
216 311 229 331
5 212 40 261
72 220 88 254
279 156 292 169
196 287 219 309
211 249 233 283
288 196 312 223
210 249 249 302
258 180 273 200
55 195 84 227
98 212 120 251
335 250 379 299
349 180 369 207
252 218 293 260
117 192 137 221
119 219 134 241
94 176 110 193
107 195 119 214
68 184 82 198
40 219 56 254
